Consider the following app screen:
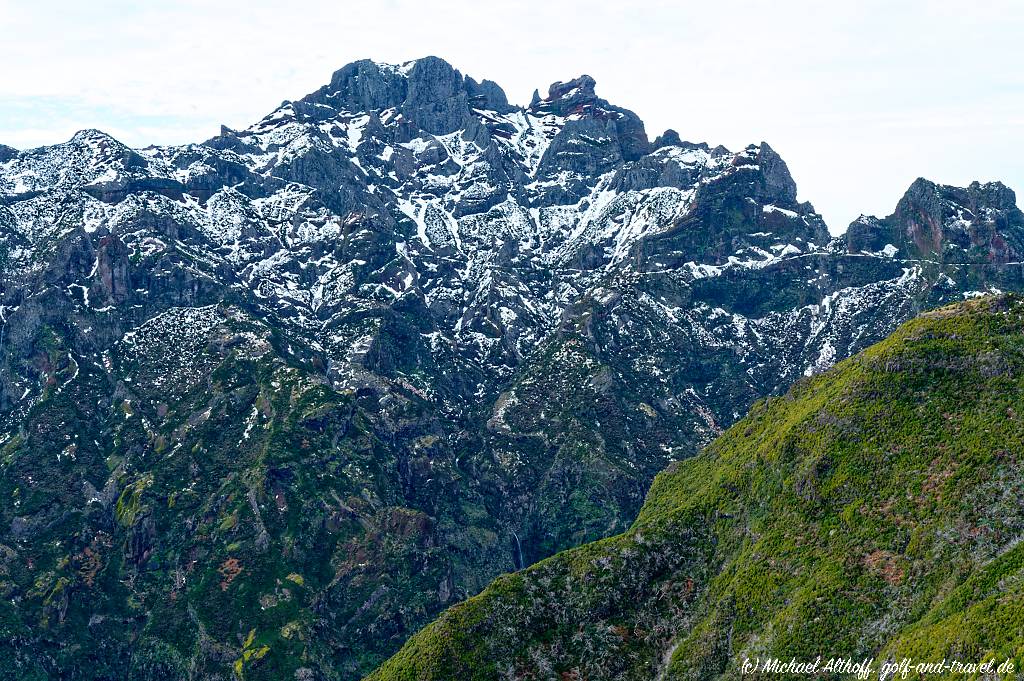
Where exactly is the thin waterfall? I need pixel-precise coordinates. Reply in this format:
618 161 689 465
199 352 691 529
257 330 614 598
511 530 524 570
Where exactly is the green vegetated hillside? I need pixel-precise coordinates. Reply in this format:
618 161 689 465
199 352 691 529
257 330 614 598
0 307 506 680
369 295 1024 680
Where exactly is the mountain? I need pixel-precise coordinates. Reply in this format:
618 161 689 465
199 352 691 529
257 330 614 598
847 178 1024 263
0 56 1022 680
370 294 1024 680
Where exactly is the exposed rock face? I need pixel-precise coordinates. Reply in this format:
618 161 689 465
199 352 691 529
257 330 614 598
0 56 1022 680
847 178 1024 262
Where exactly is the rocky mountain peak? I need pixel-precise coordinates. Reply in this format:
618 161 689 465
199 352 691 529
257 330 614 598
68 128 120 144
547 74 597 101
896 177 1024 261
652 129 683 149
531 74 604 118
970 180 1018 210
846 176 1024 261
302 56 512 135
752 141 799 204
463 75 512 113
312 58 407 111
898 177 1018 217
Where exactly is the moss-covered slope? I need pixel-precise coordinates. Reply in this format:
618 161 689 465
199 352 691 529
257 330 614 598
369 295 1024 680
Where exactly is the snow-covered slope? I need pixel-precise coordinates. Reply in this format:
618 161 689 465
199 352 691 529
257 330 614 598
1 56 1022 680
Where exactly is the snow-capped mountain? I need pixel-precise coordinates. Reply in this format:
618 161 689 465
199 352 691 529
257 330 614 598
1 57 1022 679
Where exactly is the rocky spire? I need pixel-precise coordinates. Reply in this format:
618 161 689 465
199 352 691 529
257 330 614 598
531 74 598 116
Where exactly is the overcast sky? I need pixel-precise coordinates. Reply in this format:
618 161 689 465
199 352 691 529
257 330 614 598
1 0 1021 233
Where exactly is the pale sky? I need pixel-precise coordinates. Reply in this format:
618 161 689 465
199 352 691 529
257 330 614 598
2 0 1021 233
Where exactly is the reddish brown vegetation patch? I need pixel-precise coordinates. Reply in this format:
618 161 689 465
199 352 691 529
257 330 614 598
219 557 243 591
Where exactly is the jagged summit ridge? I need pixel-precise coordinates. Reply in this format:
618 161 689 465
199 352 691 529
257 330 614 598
294 56 642 140
300 56 513 136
